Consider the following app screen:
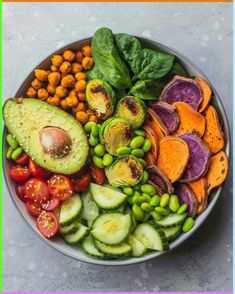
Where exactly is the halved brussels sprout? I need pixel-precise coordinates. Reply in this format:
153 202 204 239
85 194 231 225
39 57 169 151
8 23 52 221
100 117 133 155
105 155 143 187
86 79 115 120
115 96 146 129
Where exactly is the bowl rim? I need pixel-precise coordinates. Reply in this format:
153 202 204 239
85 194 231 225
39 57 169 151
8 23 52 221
2 35 231 266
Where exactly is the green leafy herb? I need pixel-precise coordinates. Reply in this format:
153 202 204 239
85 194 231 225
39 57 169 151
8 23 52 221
86 64 105 81
130 79 164 100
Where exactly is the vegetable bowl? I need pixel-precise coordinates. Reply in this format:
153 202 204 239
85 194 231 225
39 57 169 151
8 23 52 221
3 28 230 265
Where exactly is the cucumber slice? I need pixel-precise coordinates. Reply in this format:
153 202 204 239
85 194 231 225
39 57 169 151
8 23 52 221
81 191 99 228
90 183 128 210
63 223 89 244
59 220 80 236
128 235 147 257
162 225 181 241
91 213 132 245
59 194 82 227
133 223 169 251
95 240 131 258
155 213 187 228
82 235 105 259
92 212 123 229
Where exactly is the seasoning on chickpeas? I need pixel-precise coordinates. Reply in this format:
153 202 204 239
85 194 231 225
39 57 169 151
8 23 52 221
82 56 94 70
61 74 76 88
47 96 60 106
77 92 86 102
47 84 56 95
75 51 83 63
35 69 48 82
51 55 64 67
31 78 43 89
89 115 98 123
75 72 86 81
63 50 75 62
72 63 83 74
74 102 86 112
26 87 37 98
48 72 61 86
75 80 86 92
82 45 92 57
55 86 68 98
50 65 58 72
76 111 89 124
60 99 68 110
60 61 72 74
38 88 49 101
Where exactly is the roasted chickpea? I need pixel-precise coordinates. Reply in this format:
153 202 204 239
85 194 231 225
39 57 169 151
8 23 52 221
78 92 86 102
38 88 49 101
48 72 61 86
60 61 72 74
89 115 98 123
75 51 83 63
75 80 86 93
35 69 48 82
60 99 68 110
48 96 60 106
86 109 95 116
26 87 37 98
65 96 74 108
63 50 75 62
47 84 56 95
50 65 58 72
71 63 83 74
82 57 94 70
31 78 43 90
56 85 68 98
74 102 86 112
76 111 89 124
75 72 86 81
82 45 92 57
51 55 64 67
71 96 78 107
61 74 76 88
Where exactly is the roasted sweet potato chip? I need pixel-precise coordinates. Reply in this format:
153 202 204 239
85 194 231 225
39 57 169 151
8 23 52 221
206 151 228 194
173 102 206 137
142 124 158 162
202 105 224 154
157 137 189 183
195 77 212 113
188 178 208 215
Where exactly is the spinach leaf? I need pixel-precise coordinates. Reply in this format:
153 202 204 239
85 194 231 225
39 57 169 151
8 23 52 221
91 27 132 89
86 64 105 81
114 88 126 101
130 79 164 100
114 33 142 71
168 61 188 78
132 49 175 81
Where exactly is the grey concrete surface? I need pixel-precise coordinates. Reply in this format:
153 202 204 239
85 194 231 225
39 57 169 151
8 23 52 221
3 2 232 292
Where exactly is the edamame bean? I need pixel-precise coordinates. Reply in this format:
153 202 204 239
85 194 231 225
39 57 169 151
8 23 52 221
91 124 99 137
133 196 145 205
142 139 152 153
150 195 160 207
92 155 104 168
84 122 96 133
130 136 145 149
116 146 131 156
89 134 99 146
94 144 106 157
123 187 134 196
151 211 162 221
154 206 169 216
133 191 141 197
177 204 188 214
139 158 147 168
11 147 23 160
141 184 156 196
143 212 151 222
6 134 18 149
160 193 170 207
140 170 149 184
103 153 113 167
134 129 145 137
132 204 144 221
142 193 151 202
128 196 134 205
141 202 153 212
134 184 142 191
169 195 180 212
131 148 144 158
6 147 13 159
182 217 194 232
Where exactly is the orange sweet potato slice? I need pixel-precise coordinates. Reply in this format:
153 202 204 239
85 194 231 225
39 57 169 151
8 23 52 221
173 102 206 137
188 178 208 215
195 77 212 113
202 105 225 154
156 137 189 183
142 124 158 162
206 150 229 194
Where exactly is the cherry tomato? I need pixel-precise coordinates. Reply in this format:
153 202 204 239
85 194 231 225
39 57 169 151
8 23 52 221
9 165 31 182
41 197 60 211
72 173 91 192
36 211 59 238
90 164 106 185
24 178 50 203
15 153 30 166
48 175 73 202
29 159 51 178
26 200 42 217
15 184 27 202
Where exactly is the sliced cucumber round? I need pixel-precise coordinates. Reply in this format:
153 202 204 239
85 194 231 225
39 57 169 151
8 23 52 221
92 212 123 229
82 235 105 259
59 220 80 236
155 213 187 228
81 191 99 228
59 194 82 227
95 240 131 258
161 225 181 241
128 235 147 257
63 223 89 244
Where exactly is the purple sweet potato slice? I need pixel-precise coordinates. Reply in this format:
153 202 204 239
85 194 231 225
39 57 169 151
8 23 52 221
146 165 174 195
159 75 203 110
179 132 210 182
150 101 179 134
175 183 198 217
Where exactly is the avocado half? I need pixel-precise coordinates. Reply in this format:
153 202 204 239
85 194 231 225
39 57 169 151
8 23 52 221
3 98 89 174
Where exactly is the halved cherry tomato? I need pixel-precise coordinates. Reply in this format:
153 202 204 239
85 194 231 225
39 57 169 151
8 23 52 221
15 184 27 202
26 200 42 217
29 159 51 178
72 173 91 192
36 211 59 238
15 153 30 166
48 175 73 202
9 165 31 182
41 197 60 211
90 164 106 185
24 178 50 203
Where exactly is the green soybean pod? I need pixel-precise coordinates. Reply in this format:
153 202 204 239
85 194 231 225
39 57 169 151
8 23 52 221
6 134 19 149
89 134 99 147
84 121 96 133
151 211 162 221
177 204 188 214
142 193 151 203
128 196 134 205
123 187 134 196
143 212 151 222
6 147 13 159
154 206 169 216
140 170 149 184
160 193 170 207
103 153 113 167
142 139 152 153
94 144 106 157
139 158 147 168
141 184 156 196
131 149 144 158
132 204 144 221
130 136 145 149
116 146 131 156
11 147 23 160
141 202 153 212
150 195 161 207
134 129 145 137
91 124 100 137
182 217 194 232
169 194 180 212
92 155 104 168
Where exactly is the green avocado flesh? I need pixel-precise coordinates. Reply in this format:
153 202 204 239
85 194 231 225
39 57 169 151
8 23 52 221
3 98 89 174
